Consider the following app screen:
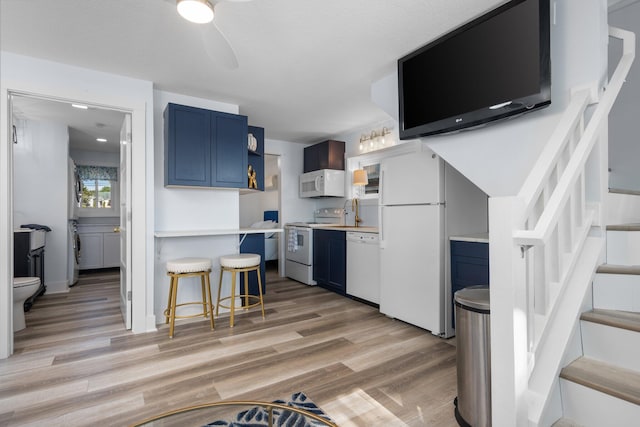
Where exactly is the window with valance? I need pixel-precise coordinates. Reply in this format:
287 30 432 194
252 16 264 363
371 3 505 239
77 165 118 182
78 165 118 209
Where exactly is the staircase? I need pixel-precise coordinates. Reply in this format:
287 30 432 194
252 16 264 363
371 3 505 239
554 223 640 425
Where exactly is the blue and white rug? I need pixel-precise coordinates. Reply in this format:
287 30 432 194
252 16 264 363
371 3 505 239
204 392 334 426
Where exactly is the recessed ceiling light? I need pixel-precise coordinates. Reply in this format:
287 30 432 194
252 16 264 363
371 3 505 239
96 138 108 143
72 104 88 110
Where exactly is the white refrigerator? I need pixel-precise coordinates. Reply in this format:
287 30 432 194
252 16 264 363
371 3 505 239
378 145 487 337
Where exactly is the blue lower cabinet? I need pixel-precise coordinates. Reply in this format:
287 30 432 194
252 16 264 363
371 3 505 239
451 240 489 329
313 229 346 295
239 234 266 300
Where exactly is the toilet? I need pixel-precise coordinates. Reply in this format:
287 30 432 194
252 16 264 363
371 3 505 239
13 277 40 332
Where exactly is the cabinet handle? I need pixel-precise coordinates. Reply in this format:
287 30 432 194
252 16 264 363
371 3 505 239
114 227 120 233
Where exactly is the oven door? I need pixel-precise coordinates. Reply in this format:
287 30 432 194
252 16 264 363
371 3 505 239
285 226 312 265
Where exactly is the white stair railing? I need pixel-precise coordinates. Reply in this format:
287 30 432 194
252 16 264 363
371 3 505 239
489 27 635 426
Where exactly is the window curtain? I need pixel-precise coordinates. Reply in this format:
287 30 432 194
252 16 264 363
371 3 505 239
77 165 118 182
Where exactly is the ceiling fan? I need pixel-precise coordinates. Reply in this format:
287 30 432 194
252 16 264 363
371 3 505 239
164 0 253 69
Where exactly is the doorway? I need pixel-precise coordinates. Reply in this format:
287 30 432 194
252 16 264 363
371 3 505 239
239 153 282 276
10 93 132 333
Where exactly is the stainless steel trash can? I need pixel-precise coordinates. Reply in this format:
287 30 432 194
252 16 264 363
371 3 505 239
454 286 491 427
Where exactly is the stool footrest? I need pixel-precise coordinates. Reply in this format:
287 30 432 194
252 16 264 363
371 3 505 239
164 301 213 320
216 295 264 311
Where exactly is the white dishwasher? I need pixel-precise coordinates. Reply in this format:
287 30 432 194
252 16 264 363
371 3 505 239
346 231 380 304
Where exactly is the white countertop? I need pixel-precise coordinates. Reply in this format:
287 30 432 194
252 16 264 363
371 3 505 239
154 228 284 238
449 233 489 243
312 225 379 233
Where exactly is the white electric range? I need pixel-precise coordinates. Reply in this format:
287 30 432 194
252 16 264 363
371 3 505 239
284 208 345 285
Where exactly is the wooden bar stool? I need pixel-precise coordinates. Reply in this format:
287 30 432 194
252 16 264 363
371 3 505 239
216 253 264 327
164 257 214 338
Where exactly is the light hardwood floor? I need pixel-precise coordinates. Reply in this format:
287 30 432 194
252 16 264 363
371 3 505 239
0 267 459 426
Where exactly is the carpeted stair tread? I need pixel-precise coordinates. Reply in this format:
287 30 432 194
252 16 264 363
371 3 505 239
596 264 640 275
560 356 640 406
608 188 640 196
606 223 640 232
581 309 640 333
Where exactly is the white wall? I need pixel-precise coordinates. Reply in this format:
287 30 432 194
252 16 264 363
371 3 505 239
70 149 119 167
264 138 317 273
153 90 243 321
239 190 278 227
264 139 317 224
13 119 69 293
608 2 640 192
239 154 280 227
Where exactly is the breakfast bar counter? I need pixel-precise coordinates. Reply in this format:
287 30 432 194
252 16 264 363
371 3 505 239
154 228 283 238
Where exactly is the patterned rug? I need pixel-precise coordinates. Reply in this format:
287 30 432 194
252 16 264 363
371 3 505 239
203 392 334 426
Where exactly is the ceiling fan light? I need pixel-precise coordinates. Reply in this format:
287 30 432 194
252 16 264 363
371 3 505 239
177 0 214 24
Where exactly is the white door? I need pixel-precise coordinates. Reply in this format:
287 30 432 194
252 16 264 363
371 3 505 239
119 114 132 329
379 204 444 334
379 150 443 206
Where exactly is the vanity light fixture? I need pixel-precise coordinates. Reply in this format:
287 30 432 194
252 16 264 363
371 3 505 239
358 127 395 154
177 0 214 24
359 134 369 152
380 127 391 146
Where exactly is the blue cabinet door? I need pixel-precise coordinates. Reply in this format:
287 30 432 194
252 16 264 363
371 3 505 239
239 234 266 298
313 229 346 295
211 111 248 188
313 230 330 285
328 234 346 293
450 240 489 329
164 103 211 186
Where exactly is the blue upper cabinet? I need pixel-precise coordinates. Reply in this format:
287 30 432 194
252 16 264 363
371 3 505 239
212 111 248 188
164 104 211 187
164 103 248 188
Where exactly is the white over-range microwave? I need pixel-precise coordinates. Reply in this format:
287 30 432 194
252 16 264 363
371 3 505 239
299 169 345 198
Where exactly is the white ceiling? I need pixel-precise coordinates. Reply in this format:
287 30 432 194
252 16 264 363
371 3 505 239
1 0 506 148
11 95 126 153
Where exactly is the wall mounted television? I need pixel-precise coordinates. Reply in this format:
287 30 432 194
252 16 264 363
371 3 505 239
398 0 551 140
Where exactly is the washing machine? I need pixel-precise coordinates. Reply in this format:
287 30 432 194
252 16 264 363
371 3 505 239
68 158 81 287
67 220 80 287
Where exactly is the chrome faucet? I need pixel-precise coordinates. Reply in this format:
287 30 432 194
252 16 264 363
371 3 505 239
352 198 362 227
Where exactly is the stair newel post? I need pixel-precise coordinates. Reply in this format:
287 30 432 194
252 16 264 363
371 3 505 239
489 196 529 426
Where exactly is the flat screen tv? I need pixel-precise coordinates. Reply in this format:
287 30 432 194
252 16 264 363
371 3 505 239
398 0 551 139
